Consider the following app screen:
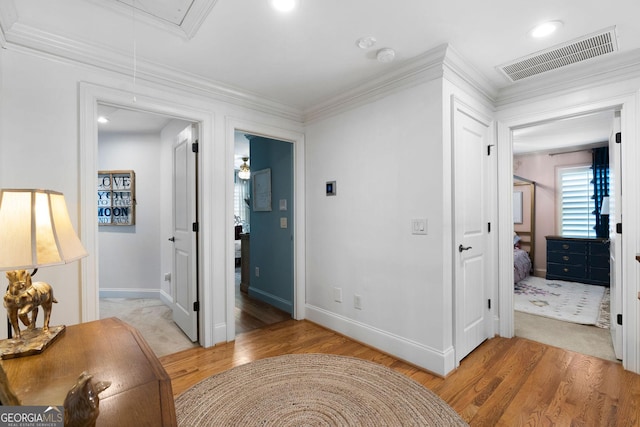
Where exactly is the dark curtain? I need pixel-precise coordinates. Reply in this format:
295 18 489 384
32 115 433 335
592 147 609 238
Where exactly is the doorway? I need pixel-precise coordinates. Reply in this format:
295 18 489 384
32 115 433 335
95 103 200 355
233 131 293 335
509 109 619 361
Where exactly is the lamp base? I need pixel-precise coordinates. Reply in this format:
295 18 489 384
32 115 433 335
0 325 65 359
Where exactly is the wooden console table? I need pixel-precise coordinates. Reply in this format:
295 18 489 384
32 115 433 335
0 317 176 426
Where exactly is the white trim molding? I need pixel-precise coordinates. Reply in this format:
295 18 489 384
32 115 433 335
79 81 218 347
224 116 306 340
496 92 640 374
306 304 455 377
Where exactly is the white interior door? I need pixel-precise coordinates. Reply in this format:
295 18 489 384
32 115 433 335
171 124 198 342
609 112 622 359
453 100 492 365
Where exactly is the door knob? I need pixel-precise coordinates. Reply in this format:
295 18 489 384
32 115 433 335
458 244 472 253
168 236 175 242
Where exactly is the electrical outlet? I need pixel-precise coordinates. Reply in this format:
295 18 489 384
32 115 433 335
354 294 362 310
333 287 342 303
255 267 260 277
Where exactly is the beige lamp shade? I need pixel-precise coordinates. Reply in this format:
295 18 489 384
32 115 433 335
0 189 88 271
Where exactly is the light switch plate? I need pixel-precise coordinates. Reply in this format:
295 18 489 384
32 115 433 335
412 219 428 235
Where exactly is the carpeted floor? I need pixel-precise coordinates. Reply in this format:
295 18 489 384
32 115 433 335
100 298 198 357
175 353 468 426
514 276 617 362
515 311 618 362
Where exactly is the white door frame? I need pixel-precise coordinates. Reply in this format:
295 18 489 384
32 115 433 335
496 93 639 373
225 117 306 339
79 82 217 347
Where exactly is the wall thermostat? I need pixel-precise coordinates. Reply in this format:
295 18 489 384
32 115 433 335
326 181 336 196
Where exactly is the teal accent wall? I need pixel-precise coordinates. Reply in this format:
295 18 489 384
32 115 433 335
249 136 293 314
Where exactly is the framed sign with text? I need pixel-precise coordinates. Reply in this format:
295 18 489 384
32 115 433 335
98 170 136 226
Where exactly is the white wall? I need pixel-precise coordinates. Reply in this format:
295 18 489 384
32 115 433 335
0 46 304 345
98 132 162 297
0 49 103 331
305 79 453 373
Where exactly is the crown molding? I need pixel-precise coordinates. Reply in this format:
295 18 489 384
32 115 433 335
303 44 499 123
303 45 448 123
495 49 640 107
441 45 498 108
2 21 303 122
0 0 17 48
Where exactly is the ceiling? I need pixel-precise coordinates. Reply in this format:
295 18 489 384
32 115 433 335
6 0 637 155
512 109 615 155
3 0 639 112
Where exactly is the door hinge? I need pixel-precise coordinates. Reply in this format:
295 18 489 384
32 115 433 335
616 223 622 234
192 141 199 153
488 299 491 310
193 301 200 312
192 222 199 232
615 132 621 144
487 145 494 156
488 222 491 233
617 314 622 325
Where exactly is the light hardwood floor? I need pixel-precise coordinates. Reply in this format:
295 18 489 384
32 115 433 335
160 319 640 426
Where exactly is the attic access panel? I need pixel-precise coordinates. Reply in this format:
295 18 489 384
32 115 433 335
100 0 218 38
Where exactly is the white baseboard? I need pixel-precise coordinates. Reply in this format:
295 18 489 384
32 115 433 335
99 288 162 299
248 288 293 314
159 290 173 306
305 304 455 377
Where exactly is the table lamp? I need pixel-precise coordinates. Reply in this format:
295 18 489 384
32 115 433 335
0 189 88 359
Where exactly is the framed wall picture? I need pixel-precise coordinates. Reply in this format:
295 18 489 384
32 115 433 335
98 170 136 225
252 168 272 212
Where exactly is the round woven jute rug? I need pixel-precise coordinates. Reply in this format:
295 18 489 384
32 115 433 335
175 353 468 426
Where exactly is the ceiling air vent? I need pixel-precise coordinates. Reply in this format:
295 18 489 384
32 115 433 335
498 27 618 82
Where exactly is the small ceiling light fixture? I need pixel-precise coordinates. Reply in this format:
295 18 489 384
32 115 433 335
238 157 251 180
269 0 298 13
97 116 109 124
356 36 377 49
530 20 563 38
376 48 396 63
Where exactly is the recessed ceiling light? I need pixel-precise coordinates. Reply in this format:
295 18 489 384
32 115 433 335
269 0 298 12
97 116 109 124
356 36 377 49
530 21 563 38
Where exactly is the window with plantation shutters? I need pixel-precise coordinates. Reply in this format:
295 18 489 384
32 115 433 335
558 165 596 238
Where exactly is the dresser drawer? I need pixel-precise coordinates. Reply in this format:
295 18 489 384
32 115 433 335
589 254 610 269
589 241 610 256
547 263 587 280
547 251 586 266
589 267 610 284
547 239 587 254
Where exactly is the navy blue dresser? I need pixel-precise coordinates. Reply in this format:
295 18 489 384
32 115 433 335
545 236 610 286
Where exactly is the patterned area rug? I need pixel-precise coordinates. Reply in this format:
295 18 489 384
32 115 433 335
175 353 468 426
515 276 606 326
